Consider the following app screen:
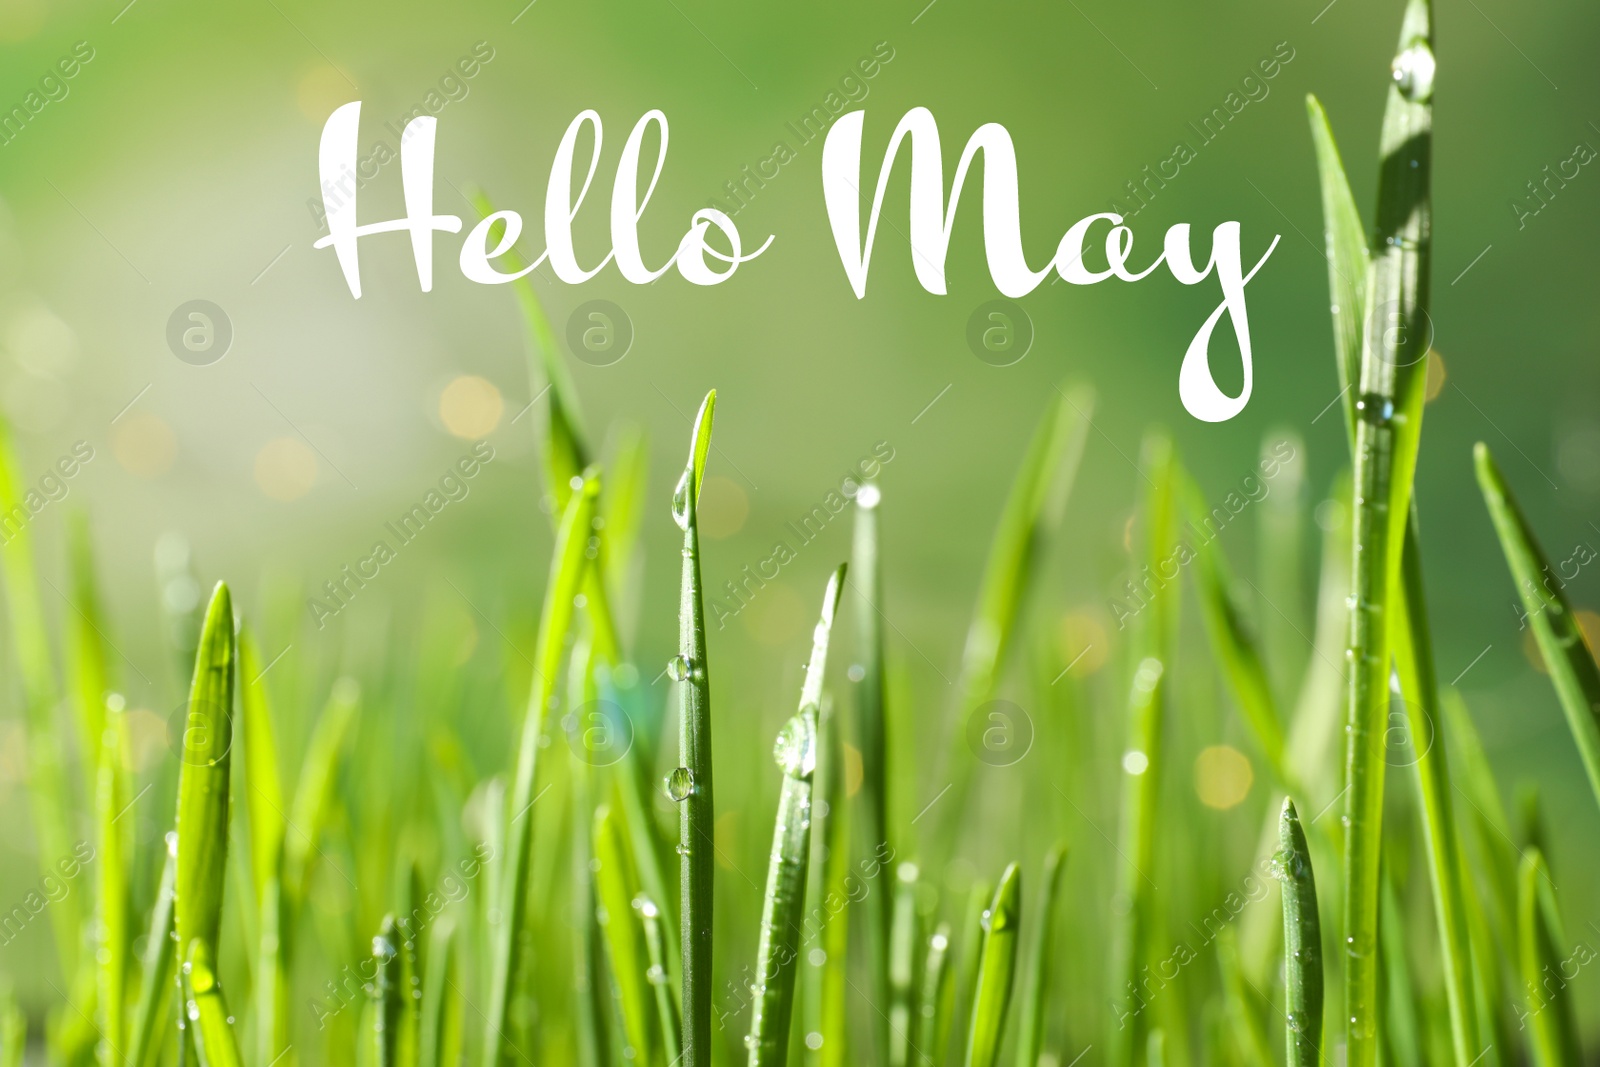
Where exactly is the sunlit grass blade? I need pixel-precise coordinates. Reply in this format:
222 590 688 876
175 582 236 965
183 940 243 1067
886 862 920 1067
418 917 462 1067
1391 522 1478 1061
1305 94 1372 449
283 679 360 905
936 387 1090 865
239 626 290 1067
803 695 849 1067
128 838 177 1067
962 863 1020 1067
95 698 130 1067
913 924 953 1067
637 896 682 1067
850 479 891 1050
1474 442 1600 811
66 512 111 772
1217 927 1271 1067
1516 849 1581 1066
746 565 845 1067
483 473 599 1067
671 390 716 1067
1339 4 1434 1060
1013 843 1065 1067
594 804 655 1067
1277 799 1322 1067
371 915 402 1067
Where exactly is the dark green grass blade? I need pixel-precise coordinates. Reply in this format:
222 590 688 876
886 862 921 1067
913 925 953 1067
1475 442 1600 811
483 475 598 1067
672 390 716 1067
936 388 1091 865
183 940 243 1067
594 804 655 1067
128 839 177 1067
746 565 846 1067
1278 800 1322 1067
1305 94 1372 450
1012 843 1065 1067
1340 5 1434 1060
963 864 1021 1067
1517 849 1581 1066
175 582 236 961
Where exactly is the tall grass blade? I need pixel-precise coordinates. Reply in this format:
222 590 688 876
283 679 360 906
672 390 716 1067
952 881 991 1064
1277 800 1322 1067
183 940 243 1067
128 838 177 1067
913 925 953 1067
95 700 130 1067
66 512 111 772
594 805 655 1067
746 565 845 1067
886 862 921 1067
803 694 850 1067
1012 843 1065 1067
483 474 599 1067
418 917 461 1067
1216 927 1271 1067
1516 849 1581 1066
962 864 1020 1067
1474 442 1600 811
239 627 290 1067
1305 95 1371 449
1378 870 1422 1067
372 916 402 1067
637 897 682 1067
1339 4 1434 1060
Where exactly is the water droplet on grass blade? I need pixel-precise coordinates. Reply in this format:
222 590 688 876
1392 41 1435 102
671 470 692 530
773 711 817 779
665 766 695 801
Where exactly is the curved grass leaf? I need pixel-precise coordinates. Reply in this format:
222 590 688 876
1305 94 1371 450
1277 800 1322 1067
95 701 130 1066
183 940 243 1067
637 896 682 1067
746 565 846 1067
67 512 111 774
1013 843 1066 1067
419 916 462 1067
963 864 1020 1067
851 479 892 1050
1516 849 1581 1066
594 805 655 1067
128 838 177 1067
886 862 921 1067
913 924 953 1067
175 582 236 963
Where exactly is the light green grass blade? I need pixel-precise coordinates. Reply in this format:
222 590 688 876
1277 800 1322 1067
175 582 236 962
1013 843 1066 1067
962 864 1020 1067
183 940 243 1067
0 990 22 1067
1217 927 1272 1067
1305 94 1372 450
1516 849 1581 1066
637 897 682 1067
1340 5 1434 1060
953 883 991 1066
283 678 360 905
483 474 598 1067
66 512 110 774
239 627 285 906
568 640 610 1067
746 565 846 1067
95 700 130 1067
804 694 850 1067
372 915 402 1067
419 917 462 1067
128 837 177 1067
594 805 655 1067
1474 442 1600 811
936 388 1091 865
671 390 716 1067
913 924 953 1067
1392 521 1478 1061
886 862 921 1067
1378 869 1422 1067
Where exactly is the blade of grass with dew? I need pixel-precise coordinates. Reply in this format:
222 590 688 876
1391 520 1478 1061
1013 843 1066 1067
886 862 921 1067
183 940 244 1067
483 474 599 1067
1305 94 1371 450
913 924 953 1067
1340 5 1434 1059
746 564 846 1067
95 699 130 1067
670 390 716 1067
963 864 1020 1067
850 479 892 1051
1474 442 1600 811
1516 849 1581 1066
66 512 111 772
594 804 656 1067
419 917 462 1067
803 693 850 1067
128 837 177 1067
1111 435 1179 1067
637 896 682 1067
1217 927 1272 1067
568 639 611 1067
935 388 1090 866
1277 800 1322 1067
372 915 402 1067
0 416 80 971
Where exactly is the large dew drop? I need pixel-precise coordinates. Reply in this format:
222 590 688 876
671 469 693 531
772 711 817 779
664 766 695 802
1391 41 1435 103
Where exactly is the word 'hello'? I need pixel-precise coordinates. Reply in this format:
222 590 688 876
312 104 1280 422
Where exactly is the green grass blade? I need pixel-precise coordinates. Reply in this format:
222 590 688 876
0 990 22 1067
913 925 953 1067
1392 521 1478 1061
886 862 921 1067
962 863 1020 1067
1013 843 1066 1067
1257 432 1308 703
239 628 285 906
1277 800 1322 1067
175 582 236 963
936 387 1090 864
746 565 846 1067
128 838 177 1067
804 696 850 1067
1516 849 1581 1066
95 700 130 1066
594 805 655 1067
637 897 682 1067
1217 927 1272 1067
482 474 599 1067
283 679 360 905
1340 5 1434 1060
953 881 992 1063
372 916 402 1067
1305 94 1372 450
183 940 243 1067
419 917 462 1067
1378 869 1422 1066
672 390 716 1067
1474 442 1600 810
66 512 110 773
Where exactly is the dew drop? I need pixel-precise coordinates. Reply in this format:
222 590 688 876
667 655 691 683
671 470 693 530
665 766 695 802
1391 41 1436 103
773 712 817 779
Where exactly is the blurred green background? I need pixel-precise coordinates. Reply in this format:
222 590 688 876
0 0 1597 1042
